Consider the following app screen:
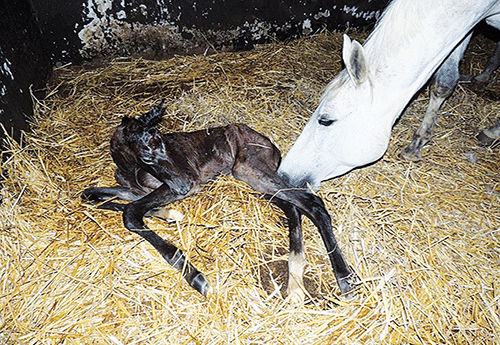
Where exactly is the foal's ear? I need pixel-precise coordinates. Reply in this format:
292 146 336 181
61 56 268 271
342 34 369 85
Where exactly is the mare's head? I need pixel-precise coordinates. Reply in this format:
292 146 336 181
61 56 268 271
278 35 392 190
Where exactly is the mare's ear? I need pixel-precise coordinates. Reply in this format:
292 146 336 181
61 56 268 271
342 34 369 85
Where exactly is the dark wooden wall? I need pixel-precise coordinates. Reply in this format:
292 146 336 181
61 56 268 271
31 0 390 64
0 0 390 150
0 0 51 147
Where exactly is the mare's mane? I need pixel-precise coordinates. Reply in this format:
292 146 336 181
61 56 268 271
364 0 430 69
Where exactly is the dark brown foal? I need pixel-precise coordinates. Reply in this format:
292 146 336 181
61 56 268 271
82 102 355 300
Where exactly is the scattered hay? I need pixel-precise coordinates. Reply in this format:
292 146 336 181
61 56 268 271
0 30 499 344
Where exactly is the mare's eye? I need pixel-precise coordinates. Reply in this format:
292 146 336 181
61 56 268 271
318 118 336 126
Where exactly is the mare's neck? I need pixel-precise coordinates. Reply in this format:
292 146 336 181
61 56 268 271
362 0 484 124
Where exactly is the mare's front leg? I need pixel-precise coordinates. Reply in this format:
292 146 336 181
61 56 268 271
400 82 453 161
401 32 472 161
82 186 184 222
123 183 209 296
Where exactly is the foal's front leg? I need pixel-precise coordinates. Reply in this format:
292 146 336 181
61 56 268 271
122 183 209 296
473 41 500 86
82 186 143 211
83 185 185 222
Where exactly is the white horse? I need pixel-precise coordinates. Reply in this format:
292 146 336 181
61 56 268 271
278 0 500 190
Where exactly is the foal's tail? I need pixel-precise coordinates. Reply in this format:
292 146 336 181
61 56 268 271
137 100 165 128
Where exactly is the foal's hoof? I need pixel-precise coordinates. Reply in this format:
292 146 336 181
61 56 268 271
81 187 100 202
148 208 185 222
191 272 210 297
160 208 184 222
472 74 490 89
338 273 358 300
287 285 306 305
399 147 422 162
477 130 500 148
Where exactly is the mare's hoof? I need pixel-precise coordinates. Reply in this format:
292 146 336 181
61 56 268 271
399 147 422 162
472 74 490 88
477 130 500 148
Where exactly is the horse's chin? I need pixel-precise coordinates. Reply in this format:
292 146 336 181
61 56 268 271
278 170 321 191
306 180 322 192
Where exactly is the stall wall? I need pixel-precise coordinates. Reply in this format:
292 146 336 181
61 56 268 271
1 0 389 147
32 0 390 64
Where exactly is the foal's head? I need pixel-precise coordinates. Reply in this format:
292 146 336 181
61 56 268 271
113 102 167 166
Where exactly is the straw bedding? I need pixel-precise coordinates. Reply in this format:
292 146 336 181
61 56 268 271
0 31 499 344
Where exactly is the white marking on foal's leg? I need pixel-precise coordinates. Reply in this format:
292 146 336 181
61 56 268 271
146 208 185 222
287 250 306 304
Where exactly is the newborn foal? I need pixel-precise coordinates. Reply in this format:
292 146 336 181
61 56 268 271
82 103 354 299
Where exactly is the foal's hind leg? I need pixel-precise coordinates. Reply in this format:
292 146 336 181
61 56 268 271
401 33 472 161
269 198 306 303
82 186 142 203
473 42 500 86
235 168 354 296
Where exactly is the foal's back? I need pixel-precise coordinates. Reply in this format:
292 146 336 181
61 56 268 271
109 121 282 198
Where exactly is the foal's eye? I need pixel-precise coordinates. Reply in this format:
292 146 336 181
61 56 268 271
318 118 336 126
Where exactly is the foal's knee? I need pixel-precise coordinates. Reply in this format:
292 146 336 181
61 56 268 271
122 204 145 231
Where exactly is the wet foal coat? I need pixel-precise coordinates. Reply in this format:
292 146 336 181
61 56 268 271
83 103 354 299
